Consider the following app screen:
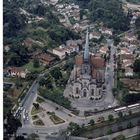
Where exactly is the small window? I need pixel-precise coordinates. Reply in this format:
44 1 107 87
83 89 87 97
99 89 101 95
91 89 94 96
76 87 79 94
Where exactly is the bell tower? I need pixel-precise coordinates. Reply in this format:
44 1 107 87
83 28 89 63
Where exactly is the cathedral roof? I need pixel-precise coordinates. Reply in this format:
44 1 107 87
75 55 83 66
91 56 105 69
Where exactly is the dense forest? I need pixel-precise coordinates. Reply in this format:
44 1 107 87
88 0 131 31
74 0 131 32
3 0 79 45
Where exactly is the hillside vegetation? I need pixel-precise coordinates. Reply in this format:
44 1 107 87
3 0 79 67
72 0 131 32
3 0 79 47
89 0 130 31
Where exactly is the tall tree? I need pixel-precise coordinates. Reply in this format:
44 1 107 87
133 59 140 75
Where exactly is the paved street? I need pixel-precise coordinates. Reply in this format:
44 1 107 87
16 39 140 138
19 57 74 126
17 92 140 136
21 80 39 125
104 39 118 107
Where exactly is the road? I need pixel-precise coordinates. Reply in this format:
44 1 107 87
21 80 39 125
16 40 140 137
18 57 74 126
17 91 140 136
104 39 118 107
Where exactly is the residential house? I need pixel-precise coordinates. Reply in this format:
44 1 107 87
89 32 101 40
122 59 134 68
4 67 29 78
53 43 79 59
124 32 137 43
121 78 140 91
53 47 67 59
99 27 112 36
125 67 133 77
31 51 55 66
120 54 134 60
119 47 131 55
99 46 108 55
72 23 82 32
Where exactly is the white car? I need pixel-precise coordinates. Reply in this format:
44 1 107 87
108 105 112 108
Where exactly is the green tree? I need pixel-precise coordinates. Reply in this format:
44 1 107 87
128 110 132 116
127 121 133 128
112 88 118 97
50 67 62 80
108 114 114 122
80 9 84 20
26 72 38 81
89 119 95 125
137 119 140 126
15 77 22 89
122 93 140 104
88 0 130 31
27 133 39 140
39 88 71 109
114 36 121 46
135 17 140 30
33 59 40 68
15 136 25 140
5 112 22 136
39 75 53 88
107 128 113 134
114 134 125 140
33 4 47 16
67 122 84 136
133 59 140 76
33 103 39 110
118 112 123 118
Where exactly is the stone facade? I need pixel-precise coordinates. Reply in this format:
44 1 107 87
66 29 105 101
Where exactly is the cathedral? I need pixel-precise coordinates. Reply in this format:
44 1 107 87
65 29 106 101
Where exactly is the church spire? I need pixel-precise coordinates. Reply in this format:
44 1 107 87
84 28 89 62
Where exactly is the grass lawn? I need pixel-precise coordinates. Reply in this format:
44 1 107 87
23 60 45 72
36 96 45 103
31 106 45 115
50 114 65 125
33 119 44 126
4 77 29 102
14 82 29 99
32 115 39 120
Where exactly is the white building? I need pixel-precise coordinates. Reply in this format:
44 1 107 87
89 32 101 40
99 46 108 54
99 27 112 36
53 44 79 59
125 67 133 77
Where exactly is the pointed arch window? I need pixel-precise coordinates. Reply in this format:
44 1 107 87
76 87 79 94
91 89 94 96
